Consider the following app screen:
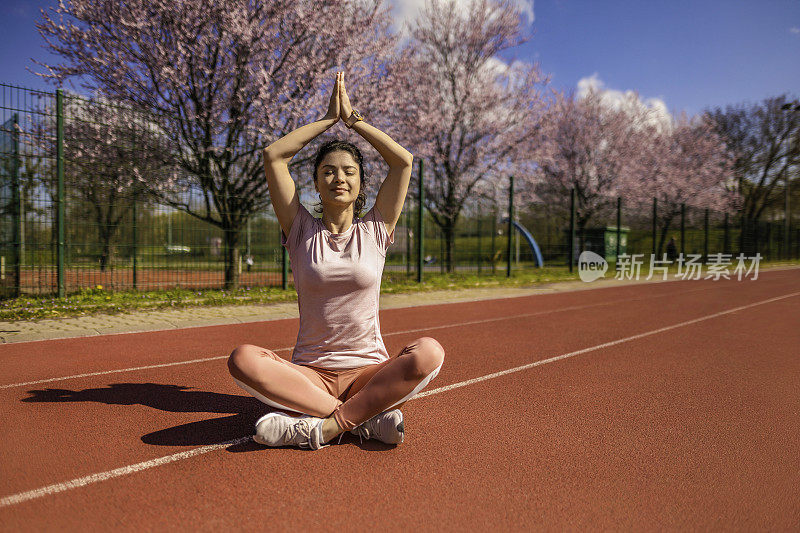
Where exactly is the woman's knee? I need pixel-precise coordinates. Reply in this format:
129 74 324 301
227 344 261 379
404 337 445 379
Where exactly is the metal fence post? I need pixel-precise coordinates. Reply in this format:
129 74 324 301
477 203 482 276
452 215 457 274
132 188 138 289
491 207 496 274
796 228 800 260
680 203 685 257
616 196 621 261
131 124 138 290
10 113 21 297
506 175 514 278
785 176 791 260
723 212 729 255
739 214 745 255
405 208 411 277
754 220 760 256
766 222 772 259
56 88 65 298
440 229 444 274
652 197 657 258
568 187 575 272
703 208 709 261
417 159 424 283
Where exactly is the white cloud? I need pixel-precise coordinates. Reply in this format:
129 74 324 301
576 72 603 98
790 27 800 34
577 73 673 133
389 0 534 37
484 56 509 78
482 56 532 88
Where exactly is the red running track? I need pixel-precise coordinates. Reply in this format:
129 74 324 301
1 269 799 530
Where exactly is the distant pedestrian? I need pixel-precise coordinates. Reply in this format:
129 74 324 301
245 254 254 272
666 236 678 261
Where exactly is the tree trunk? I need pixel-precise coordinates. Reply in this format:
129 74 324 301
223 226 240 289
657 219 672 258
91 191 129 273
97 221 119 272
99 241 111 271
443 223 454 273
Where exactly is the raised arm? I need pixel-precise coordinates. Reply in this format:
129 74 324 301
263 73 342 237
339 74 413 236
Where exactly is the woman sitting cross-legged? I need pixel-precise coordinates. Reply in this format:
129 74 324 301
227 71 445 450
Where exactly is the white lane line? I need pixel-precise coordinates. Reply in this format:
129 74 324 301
0 437 251 508
415 289 800 398
0 355 232 391
1 284 719 390
1 289 797 509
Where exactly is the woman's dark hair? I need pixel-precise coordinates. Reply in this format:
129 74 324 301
313 139 367 219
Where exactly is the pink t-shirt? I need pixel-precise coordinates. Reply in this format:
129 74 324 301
280 202 395 369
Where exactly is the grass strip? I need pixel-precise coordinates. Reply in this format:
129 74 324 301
1 268 576 321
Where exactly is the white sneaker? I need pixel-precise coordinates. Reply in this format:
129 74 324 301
350 409 404 445
254 412 326 450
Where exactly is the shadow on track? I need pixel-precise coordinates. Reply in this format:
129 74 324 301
20 383 398 452
21 383 264 447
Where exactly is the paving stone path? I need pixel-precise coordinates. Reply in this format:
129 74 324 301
3 268 792 344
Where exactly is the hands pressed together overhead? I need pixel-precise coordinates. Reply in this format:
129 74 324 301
325 71 355 123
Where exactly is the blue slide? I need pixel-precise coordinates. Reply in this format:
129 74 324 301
499 217 545 268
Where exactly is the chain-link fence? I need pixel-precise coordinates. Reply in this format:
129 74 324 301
2 83 797 297
0 84 295 297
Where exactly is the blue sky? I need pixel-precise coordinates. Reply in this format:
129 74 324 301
2 0 798 116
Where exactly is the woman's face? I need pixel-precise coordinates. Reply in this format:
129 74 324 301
315 150 361 210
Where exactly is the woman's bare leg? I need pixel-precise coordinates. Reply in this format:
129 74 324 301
333 337 445 431
227 344 341 418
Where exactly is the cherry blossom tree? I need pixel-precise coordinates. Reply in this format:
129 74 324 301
67 97 170 270
629 114 734 256
386 0 549 272
533 89 648 248
27 93 169 271
34 0 402 288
